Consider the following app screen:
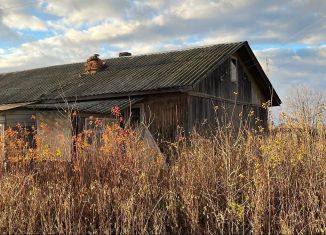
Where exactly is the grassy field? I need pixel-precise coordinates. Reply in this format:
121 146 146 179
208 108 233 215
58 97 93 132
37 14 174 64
0 107 325 234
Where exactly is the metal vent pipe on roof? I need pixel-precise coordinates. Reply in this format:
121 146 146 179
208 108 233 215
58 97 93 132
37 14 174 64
119 52 132 57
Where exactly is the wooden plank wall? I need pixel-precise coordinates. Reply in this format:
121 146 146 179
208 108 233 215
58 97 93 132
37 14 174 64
195 54 263 101
187 96 268 133
195 60 234 99
142 93 188 141
190 52 269 133
237 63 252 103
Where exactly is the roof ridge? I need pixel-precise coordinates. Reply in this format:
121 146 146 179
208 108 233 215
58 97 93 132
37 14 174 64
112 41 247 59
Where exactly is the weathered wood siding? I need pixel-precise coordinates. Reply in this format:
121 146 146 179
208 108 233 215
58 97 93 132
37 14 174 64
187 96 218 130
191 53 268 129
235 53 265 105
195 60 235 99
237 61 252 103
187 96 268 131
142 93 188 140
194 55 265 106
0 109 36 129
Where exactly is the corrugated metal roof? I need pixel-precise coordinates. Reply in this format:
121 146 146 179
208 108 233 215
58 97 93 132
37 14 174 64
26 98 142 114
0 42 245 104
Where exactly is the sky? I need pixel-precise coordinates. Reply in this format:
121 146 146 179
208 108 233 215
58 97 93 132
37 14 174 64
0 0 325 102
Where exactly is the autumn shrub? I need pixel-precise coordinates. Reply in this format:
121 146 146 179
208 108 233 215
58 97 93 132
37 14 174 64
0 106 325 234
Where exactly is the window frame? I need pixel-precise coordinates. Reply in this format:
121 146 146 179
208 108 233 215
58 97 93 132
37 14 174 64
230 57 238 83
129 104 144 124
127 103 144 127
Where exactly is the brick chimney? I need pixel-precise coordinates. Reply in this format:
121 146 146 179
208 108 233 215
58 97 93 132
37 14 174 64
84 54 106 74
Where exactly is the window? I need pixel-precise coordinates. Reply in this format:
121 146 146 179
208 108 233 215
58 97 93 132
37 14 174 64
130 108 141 126
126 104 144 128
230 58 238 82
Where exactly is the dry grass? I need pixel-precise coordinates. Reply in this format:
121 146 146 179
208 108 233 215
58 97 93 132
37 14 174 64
0 111 326 234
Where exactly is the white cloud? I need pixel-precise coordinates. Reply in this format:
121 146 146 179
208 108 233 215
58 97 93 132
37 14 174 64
3 12 47 31
0 34 101 72
171 0 247 20
0 0 47 32
64 20 140 42
42 0 132 27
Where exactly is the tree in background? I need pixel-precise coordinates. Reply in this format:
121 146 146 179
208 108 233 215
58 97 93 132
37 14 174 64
281 85 326 128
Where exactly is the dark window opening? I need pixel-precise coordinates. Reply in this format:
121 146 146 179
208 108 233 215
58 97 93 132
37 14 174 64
130 108 141 127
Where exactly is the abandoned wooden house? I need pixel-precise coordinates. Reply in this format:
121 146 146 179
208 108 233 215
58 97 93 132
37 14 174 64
0 41 281 157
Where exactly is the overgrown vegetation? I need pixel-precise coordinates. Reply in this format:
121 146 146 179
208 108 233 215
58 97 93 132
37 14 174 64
0 86 325 234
